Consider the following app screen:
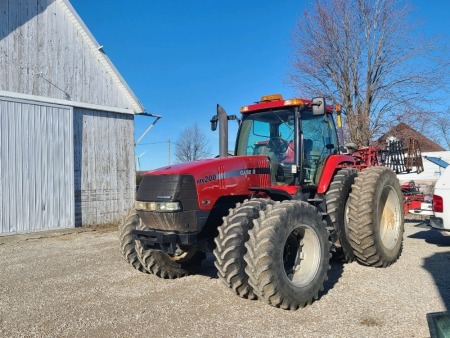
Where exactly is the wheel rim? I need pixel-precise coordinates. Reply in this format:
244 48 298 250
344 199 350 236
379 186 402 250
283 225 321 287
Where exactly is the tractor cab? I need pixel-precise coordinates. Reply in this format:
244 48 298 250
235 94 340 187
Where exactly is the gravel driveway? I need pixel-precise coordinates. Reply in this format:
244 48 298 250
0 221 449 337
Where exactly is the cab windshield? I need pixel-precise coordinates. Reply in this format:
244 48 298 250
236 108 339 185
236 109 295 160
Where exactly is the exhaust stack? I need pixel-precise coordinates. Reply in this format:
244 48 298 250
217 104 229 158
211 104 239 158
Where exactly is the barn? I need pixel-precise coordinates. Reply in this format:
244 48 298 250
375 123 450 192
0 0 144 234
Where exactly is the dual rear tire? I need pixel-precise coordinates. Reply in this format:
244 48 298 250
346 167 404 266
326 168 357 262
326 166 404 267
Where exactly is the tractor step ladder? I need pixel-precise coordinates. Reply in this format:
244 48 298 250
307 198 324 203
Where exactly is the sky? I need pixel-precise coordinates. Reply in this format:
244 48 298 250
71 0 450 170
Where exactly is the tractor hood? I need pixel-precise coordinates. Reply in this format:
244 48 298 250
141 155 272 210
145 158 225 176
144 155 270 177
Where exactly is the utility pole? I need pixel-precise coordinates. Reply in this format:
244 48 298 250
168 139 171 165
136 151 147 171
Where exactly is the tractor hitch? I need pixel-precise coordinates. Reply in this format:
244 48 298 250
133 229 197 254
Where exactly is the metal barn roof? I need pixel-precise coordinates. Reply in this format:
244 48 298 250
59 0 144 114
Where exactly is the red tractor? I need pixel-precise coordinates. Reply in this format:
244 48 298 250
119 94 404 310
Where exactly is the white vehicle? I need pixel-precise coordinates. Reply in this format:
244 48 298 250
430 166 450 230
409 199 433 216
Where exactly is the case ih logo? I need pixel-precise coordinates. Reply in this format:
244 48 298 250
239 169 255 175
196 174 218 185
196 168 269 185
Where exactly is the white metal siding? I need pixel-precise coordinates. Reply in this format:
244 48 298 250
74 108 134 226
0 97 74 234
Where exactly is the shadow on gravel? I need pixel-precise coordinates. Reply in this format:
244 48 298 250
408 229 450 247
196 253 346 292
405 218 433 232
423 252 450 311
408 229 450 310
321 255 345 297
405 218 430 225
197 253 219 279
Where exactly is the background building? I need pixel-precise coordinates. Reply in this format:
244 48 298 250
0 0 144 234
375 123 450 192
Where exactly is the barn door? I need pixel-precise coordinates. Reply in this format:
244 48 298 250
0 97 74 234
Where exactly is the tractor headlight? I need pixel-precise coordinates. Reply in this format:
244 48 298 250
156 202 181 211
135 201 182 212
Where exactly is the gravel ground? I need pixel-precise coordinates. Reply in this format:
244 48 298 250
0 220 449 338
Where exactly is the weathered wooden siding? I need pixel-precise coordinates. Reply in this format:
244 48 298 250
74 108 135 226
0 0 134 111
0 97 74 234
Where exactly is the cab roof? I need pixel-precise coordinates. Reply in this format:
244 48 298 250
240 94 335 114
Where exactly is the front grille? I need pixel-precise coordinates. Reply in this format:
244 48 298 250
136 174 199 211
136 174 206 233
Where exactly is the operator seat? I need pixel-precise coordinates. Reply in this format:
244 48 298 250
303 139 315 183
253 142 283 184
304 139 313 164
284 141 294 163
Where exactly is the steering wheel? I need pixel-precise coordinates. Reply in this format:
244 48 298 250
268 137 288 154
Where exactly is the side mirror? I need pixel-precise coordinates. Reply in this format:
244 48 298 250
210 115 218 131
312 97 326 116
228 114 241 126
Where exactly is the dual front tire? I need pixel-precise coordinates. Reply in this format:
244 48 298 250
243 200 331 310
213 199 273 300
119 209 204 279
213 199 330 309
120 200 331 310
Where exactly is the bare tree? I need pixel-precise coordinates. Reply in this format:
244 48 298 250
289 0 448 146
430 110 450 150
175 124 212 163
